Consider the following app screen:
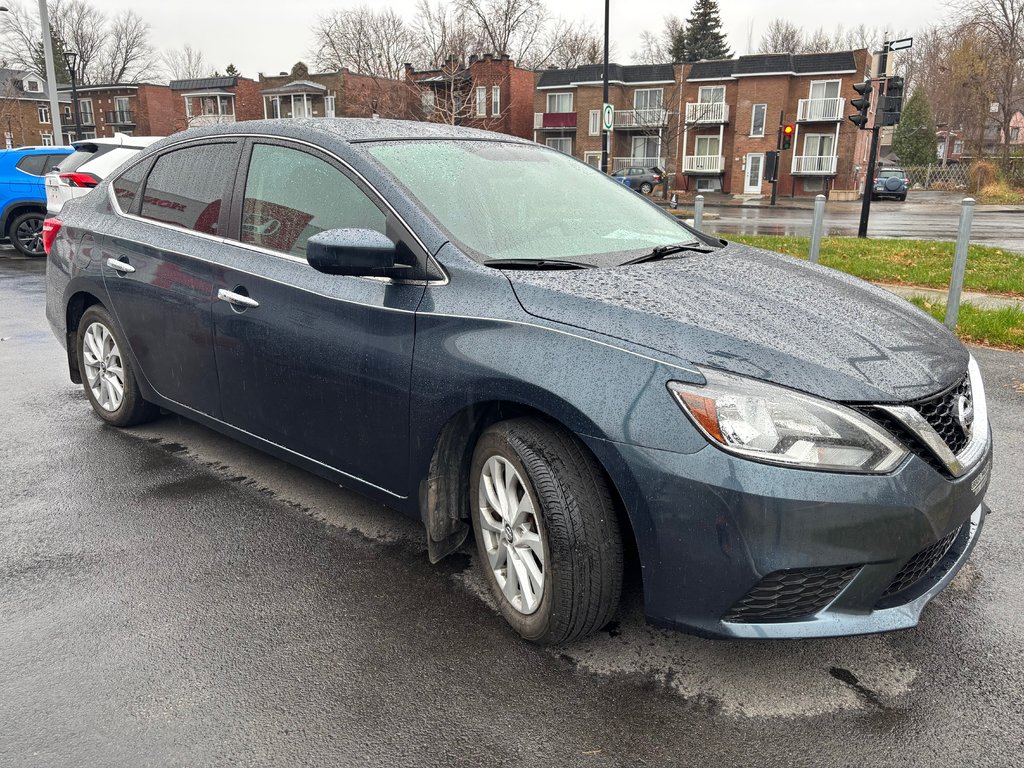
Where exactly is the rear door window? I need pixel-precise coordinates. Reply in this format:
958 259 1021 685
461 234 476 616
15 154 47 176
139 142 239 235
238 142 385 257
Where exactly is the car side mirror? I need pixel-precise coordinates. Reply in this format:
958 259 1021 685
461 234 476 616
306 228 407 277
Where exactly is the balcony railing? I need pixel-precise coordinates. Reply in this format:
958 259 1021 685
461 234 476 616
188 114 237 127
533 111 577 129
104 110 134 125
797 97 845 122
684 102 728 125
791 155 838 175
682 155 725 173
610 156 665 172
613 108 669 129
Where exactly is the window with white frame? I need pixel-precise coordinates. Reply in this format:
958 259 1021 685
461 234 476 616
115 96 131 117
476 86 486 117
803 134 835 157
584 151 602 168
751 103 767 137
421 90 435 115
546 92 573 113
631 135 660 162
953 139 964 154
491 86 500 116
695 135 720 156
324 94 336 117
698 85 726 103
633 88 663 111
38 106 49 123
79 98 94 124
25 78 40 92
808 80 841 100
40 132 53 146
545 137 572 154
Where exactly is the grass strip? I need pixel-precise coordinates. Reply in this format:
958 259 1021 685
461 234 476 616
908 297 1024 350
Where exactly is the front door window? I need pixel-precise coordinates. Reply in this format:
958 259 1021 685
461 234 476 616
745 153 764 193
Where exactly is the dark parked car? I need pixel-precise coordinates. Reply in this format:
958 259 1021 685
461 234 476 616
45 120 991 644
610 165 663 194
872 167 910 201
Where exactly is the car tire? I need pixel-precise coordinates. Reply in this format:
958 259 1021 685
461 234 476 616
898 194 907 201
9 211 45 257
469 417 623 644
639 182 653 194
77 306 158 427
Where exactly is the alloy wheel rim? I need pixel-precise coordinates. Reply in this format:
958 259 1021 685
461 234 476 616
17 218 43 254
478 455 545 615
82 322 125 412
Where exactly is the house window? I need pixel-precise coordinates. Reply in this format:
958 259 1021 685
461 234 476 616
476 86 486 117
808 80 841 100
115 96 130 116
491 86 500 116
546 92 573 113
63 105 72 122
40 132 53 146
953 140 964 154
588 109 601 136
324 94 336 117
1011 127 1021 142
421 90 435 116
219 96 234 116
751 103 767 137
38 106 50 123
698 86 726 104
695 136 720 156
633 88 663 112
545 137 572 154
804 177 825 192
583 151 602 168
803 134 835 157
631 136 660 163
79 98 94 124
25 78 40 92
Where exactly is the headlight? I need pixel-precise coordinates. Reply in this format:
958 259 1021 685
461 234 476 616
668 370 908 473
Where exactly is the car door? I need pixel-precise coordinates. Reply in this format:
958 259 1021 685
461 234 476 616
211 139 425 496
99 140 241 418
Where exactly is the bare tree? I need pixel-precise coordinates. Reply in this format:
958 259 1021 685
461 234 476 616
413 0 482 68
96 11 157 83
633 16 684 64
311 6 419 79
454 0 549 67
48 0 106 84
163 45 212 81
757 18 803 54
539 19 604 68
0 1 47 75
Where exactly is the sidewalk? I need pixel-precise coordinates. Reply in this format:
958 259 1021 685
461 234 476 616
877 283 1024 312
657 191 1024 214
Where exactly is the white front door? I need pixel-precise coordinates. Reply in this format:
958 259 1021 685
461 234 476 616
745 153 764 194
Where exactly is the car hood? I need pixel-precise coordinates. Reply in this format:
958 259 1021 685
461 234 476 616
505 241 967 403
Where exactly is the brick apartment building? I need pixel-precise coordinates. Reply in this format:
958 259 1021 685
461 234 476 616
169 75 263 128
258 62 413 121
0 68 73 147
58 83 182 139
406 53 535 140
533 50 872 197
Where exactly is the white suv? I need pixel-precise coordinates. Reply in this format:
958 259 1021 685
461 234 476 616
46 135 163 214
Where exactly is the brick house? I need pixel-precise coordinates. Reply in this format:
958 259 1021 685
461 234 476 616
405 53 535 140
534 63 679 173
0 68 73 147
57 83 182 139
258 61 413 121
169 75 263 128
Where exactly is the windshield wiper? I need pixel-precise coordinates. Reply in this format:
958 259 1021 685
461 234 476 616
619 241 714 266
483 258 594 270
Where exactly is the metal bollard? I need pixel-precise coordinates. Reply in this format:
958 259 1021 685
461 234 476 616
808 194 826 264
694 194 704 231
945 197 975 330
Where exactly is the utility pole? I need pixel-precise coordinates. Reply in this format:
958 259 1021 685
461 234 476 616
38 0 64 145
600 0 610 174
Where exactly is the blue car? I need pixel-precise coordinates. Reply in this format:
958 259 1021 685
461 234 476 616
43 120 991 644
0 145 72 255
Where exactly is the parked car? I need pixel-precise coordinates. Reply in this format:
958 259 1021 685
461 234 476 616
611 165 663 194
46 135 163 215
872 167 910 201
0 145 72 255
44 120 991 644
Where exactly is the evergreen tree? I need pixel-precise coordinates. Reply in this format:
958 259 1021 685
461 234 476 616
225 63 240 77
667 18 687 63
32 33 71 85
891 89 938 167
682 0 730 62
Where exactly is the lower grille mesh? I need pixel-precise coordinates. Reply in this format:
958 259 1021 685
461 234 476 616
723 565 860 623
881 525 963 598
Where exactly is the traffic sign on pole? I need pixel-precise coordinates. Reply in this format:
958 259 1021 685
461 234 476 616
602 103 614 132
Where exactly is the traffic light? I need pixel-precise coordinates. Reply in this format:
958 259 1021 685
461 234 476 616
879 76 904 127
849 80 872 130
781 124 794 150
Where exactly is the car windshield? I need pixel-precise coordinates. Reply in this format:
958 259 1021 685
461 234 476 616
366 140 696 267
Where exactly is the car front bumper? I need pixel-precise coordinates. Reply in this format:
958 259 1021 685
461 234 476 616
584 434 992 639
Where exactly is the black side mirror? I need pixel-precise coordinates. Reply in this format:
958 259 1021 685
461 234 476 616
306 228 405 277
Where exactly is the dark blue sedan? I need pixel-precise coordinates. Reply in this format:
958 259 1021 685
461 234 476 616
44 119 991 643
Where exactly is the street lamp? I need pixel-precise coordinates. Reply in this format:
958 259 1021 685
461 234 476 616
62 49 81 141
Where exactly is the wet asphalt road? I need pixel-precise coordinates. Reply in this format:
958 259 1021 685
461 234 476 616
702 194 1024 253
2 251 1024 767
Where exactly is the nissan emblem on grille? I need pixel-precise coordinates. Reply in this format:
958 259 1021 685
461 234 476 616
957 394 974 432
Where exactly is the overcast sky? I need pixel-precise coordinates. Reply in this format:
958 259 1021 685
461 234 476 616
132 0 941 77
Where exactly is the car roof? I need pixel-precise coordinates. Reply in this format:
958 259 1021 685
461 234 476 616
4 145 72 154
71 135 164 150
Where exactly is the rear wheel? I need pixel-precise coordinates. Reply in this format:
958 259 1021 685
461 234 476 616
77 306 158 426
469 417 623 644
9 211 45 256
639 182 654 194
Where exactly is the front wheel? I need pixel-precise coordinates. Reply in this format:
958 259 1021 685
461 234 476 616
9 211 45 256
77 306 158 427
469 418 623 644
639 182 654 194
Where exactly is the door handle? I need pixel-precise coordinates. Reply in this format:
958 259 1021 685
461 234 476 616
217 288 259 309
105 257 135 274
